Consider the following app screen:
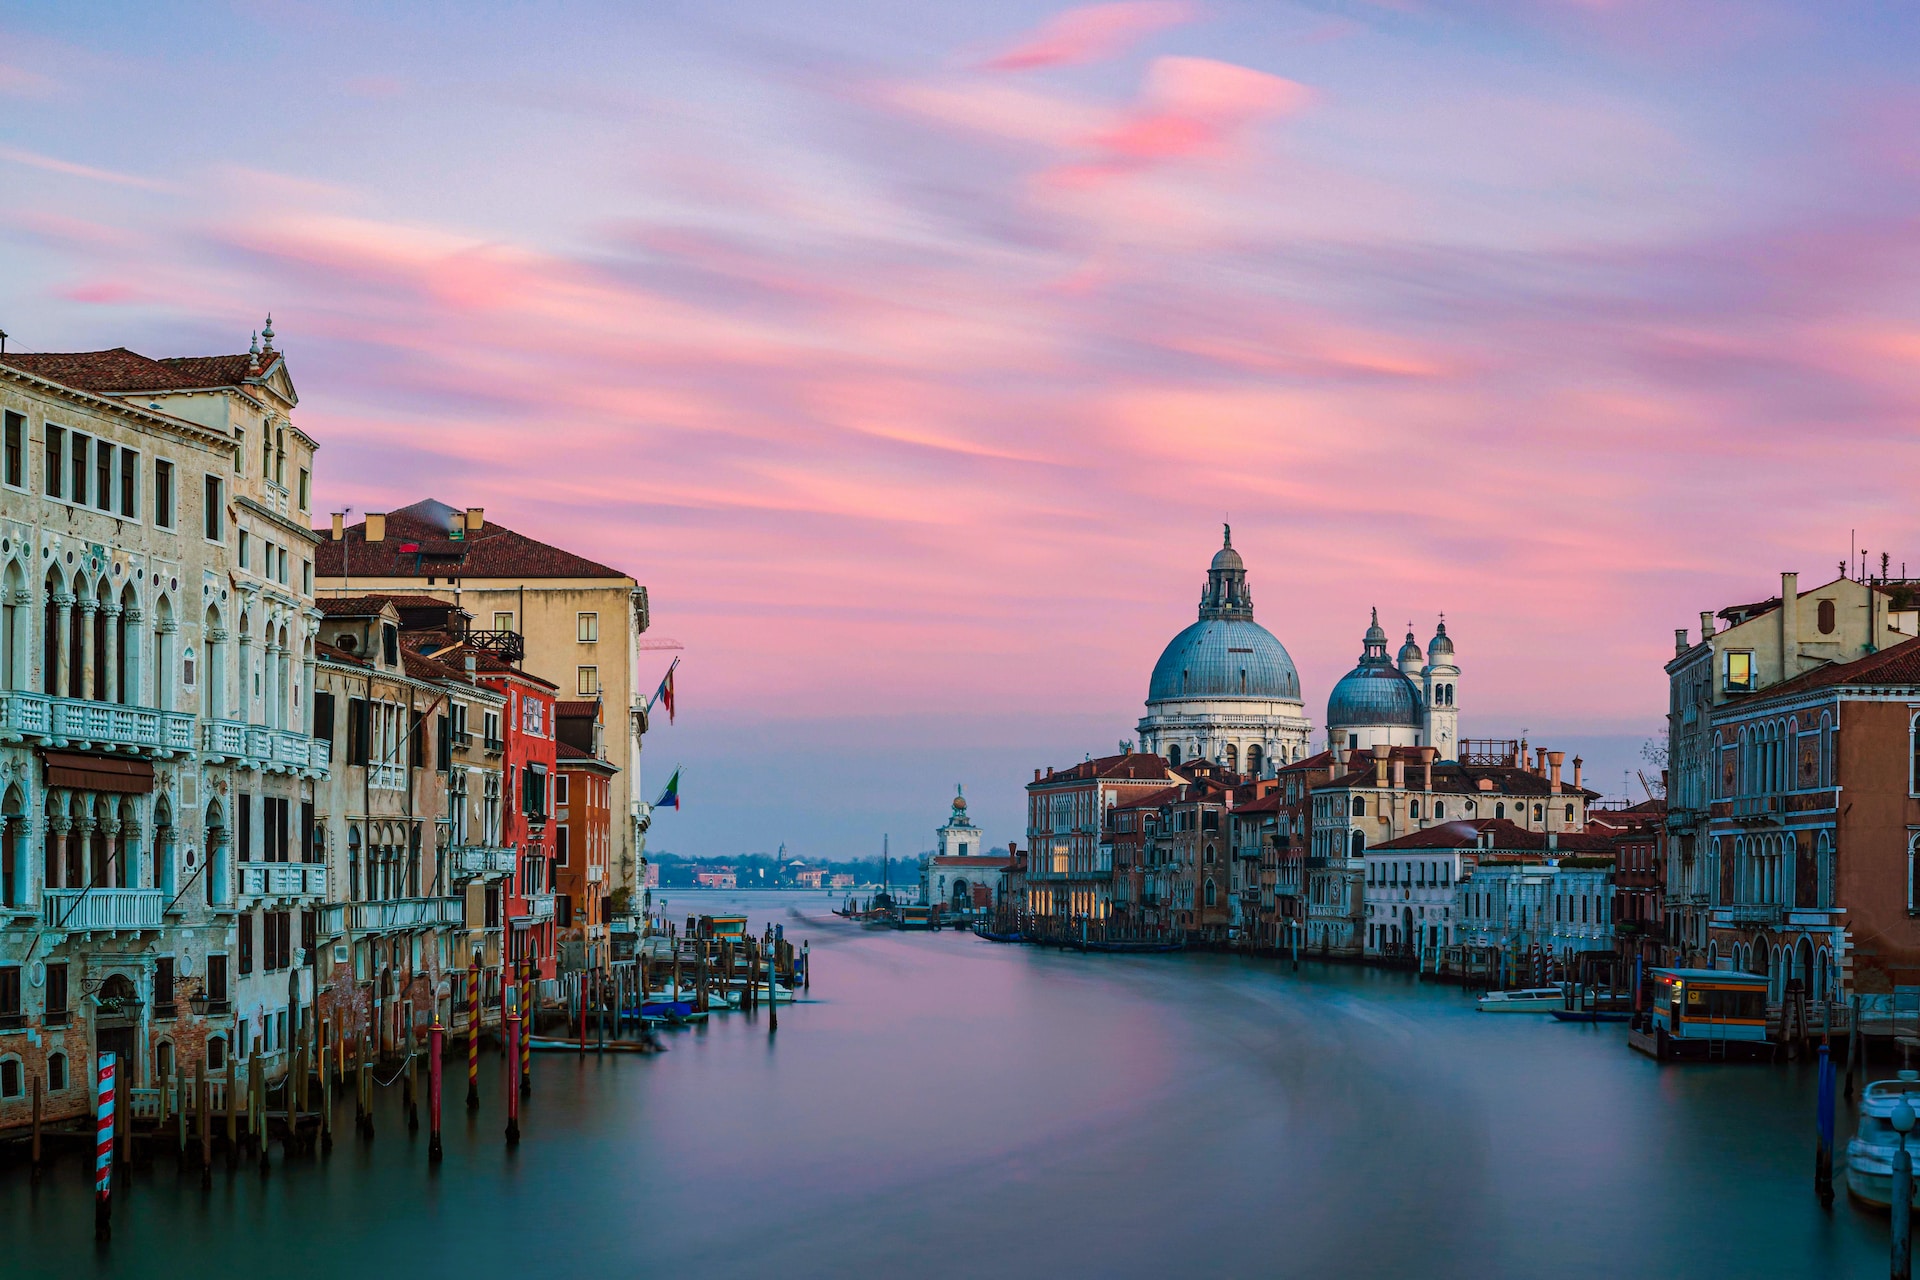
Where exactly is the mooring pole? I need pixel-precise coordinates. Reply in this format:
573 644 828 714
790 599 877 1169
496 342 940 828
428 1015 444 1164
504 983 522 1148
467 956 481 1113
94 1052 116 1241
1815 1041 1835 1208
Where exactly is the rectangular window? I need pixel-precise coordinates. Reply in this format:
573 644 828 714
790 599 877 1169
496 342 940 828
204 475 223 541
119 446 137 517
347 698 369 765
237 793 253 862
298 467 310 511
493 611 514 632
577 666 598 696
554 774 569 806
154 459 174 527
314 691 336 743
0 966 18 1028
2 410 22 488
277 546 288 584
69 431 89 506
239 913 254 975
409 709 425 770
302 560 311 593
45 962 68 1026
154 957 176 1018
206 953 228 1004
301 801 315 862
577 612 598 643
437 715 450 773
1725 650 1754 693
95 437 112 511
44 425 63 498
238 529 250 573
555 825 570 865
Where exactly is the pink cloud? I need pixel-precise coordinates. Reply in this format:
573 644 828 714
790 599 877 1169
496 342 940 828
0 145 172 191
1052 56 1311 184
982 2 1195 72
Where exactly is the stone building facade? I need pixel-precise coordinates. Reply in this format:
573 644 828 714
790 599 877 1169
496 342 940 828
0 330 328 1129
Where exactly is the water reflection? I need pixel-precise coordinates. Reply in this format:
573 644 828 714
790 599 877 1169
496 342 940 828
0 890 1889 1278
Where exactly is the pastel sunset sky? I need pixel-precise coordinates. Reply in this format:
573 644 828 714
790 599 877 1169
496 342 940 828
4 1 1919 860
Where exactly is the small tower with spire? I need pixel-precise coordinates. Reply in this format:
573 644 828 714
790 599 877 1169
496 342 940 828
1422 616 1460 762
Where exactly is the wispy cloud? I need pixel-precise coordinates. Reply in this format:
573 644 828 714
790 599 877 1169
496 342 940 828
0 145 172 191
981 2 1196 71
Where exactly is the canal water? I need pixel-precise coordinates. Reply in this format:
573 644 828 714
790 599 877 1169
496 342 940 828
1 889 1892 1278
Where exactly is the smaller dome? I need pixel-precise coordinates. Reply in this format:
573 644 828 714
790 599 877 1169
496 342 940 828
1363 608 1388 648
1210 523 1244 573
1328 665 1424 729
1429 619 1454 658
1397 629 1423 665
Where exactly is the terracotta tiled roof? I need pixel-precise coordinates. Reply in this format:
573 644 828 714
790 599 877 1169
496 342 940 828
314 639 367 666
1 346 270 395
557 742 619 771
1032 752 1178 786
313 498 629 581
2 347 201 393
555 700 601 719
316 595 400 617
401 648 468 684
1277 750 1339 774
157 354 261 386
1370 820 1613 855
1761 633 1920 699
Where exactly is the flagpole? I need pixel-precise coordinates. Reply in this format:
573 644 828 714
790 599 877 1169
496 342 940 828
645 656 680 715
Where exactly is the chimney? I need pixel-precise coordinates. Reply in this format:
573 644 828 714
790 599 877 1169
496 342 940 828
1779 571 1799 680
1046 766 1054 779
1573 756 1584 790
466 506 485 532
1421 746 1436 791
1392 756 1405 790
1532 746 1545 776
1372 743 1390 788
1700 610 1716 640
1034 768 1042 782
331 512 345 541
1674 627 1688 657
366 512 387 543
1548 750 1564 794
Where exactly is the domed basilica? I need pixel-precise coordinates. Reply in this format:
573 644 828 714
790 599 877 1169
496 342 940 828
1138 530 1462 775
1137 527 1312 773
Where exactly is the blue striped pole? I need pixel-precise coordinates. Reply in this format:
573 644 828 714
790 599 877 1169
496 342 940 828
95 1052 116 1240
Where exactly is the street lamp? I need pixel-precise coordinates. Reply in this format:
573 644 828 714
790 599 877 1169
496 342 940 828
188 990 209 1018
1893 1095 1915 1280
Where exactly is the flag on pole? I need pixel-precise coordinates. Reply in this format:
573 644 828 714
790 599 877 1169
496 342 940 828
648 659 677 725
654 768 681 810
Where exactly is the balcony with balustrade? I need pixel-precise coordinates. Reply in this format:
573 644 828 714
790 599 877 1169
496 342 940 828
237 861 328 903
42 888 166 933
515 893 556 923
449 844 514 881
0 690 195 757
318 896 464 935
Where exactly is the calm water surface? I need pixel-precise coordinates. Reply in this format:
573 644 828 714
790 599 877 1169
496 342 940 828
2 889 1891 1278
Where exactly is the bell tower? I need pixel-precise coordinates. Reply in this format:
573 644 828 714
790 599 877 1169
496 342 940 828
1422 618 1460 763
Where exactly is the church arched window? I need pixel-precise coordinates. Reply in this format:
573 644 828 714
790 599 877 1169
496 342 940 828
1168 745 1181 767
1351 796 1365 817
1410 800 1421 820
1224 744 1238 773
1204 880 1216 907
1247 745 1263 776
1433 801 1444 820
1495 802 1505 819
1349 830 1365 858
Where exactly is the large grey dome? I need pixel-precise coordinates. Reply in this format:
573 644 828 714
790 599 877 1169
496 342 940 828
1149 619 1301 702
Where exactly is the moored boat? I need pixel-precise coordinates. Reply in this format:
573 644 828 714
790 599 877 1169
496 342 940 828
1476 986 1566 1014
1847 1071 1920 1208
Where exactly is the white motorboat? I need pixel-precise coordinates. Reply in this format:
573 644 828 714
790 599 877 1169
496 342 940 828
1476 986 1566 1014
1847 1071 1920 1207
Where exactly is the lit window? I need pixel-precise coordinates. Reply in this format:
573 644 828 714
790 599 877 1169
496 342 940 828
1725 650 1754 693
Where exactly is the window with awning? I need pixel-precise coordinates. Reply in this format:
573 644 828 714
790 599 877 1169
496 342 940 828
40 750 154 794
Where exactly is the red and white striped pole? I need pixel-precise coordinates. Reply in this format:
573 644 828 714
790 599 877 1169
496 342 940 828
94 1052 116 1241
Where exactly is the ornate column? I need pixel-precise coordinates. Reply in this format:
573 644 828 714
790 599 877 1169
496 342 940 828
155 618 177 712
206 626 230 721
102 604 121 703
0 815 12 908
120 607 143 708
74 812 97 888
51 592 73 696
45 811 69 892
77 597 98 701
237 630 253 724
100 818 121 890
265 639 282 730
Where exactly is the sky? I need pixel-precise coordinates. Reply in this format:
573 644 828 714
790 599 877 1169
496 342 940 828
4 1 1920 860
